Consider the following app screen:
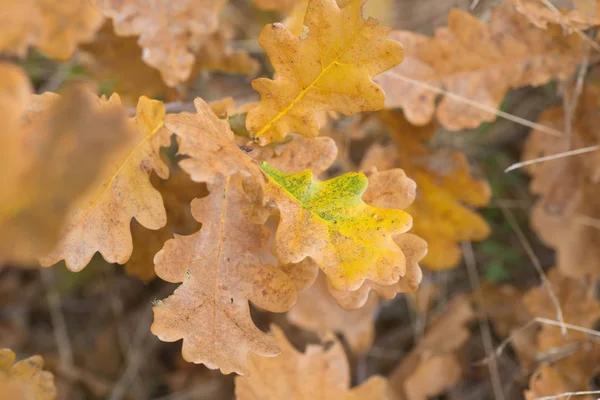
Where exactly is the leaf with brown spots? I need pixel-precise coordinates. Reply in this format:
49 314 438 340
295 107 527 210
246 0 403 145
40 96 171 271
235 325 395 399
0 349 56 400
152 175 296 375
376 3 586 130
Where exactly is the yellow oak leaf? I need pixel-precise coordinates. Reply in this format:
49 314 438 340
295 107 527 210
252 0 301 11
0 67 129 263
261 162 413 291
288 272 378 353
40 96 171 271
376 3 586 130
126 170 207 282
0 349 56 400
98 0 227 87
235 325 395 399
152 175 296 375
0 0 103 59
246 0 403 145
361 111 491 270
164 98 261 183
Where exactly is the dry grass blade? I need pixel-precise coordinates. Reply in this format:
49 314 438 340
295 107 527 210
462 241 505 400
536 389 600 400
497 205 566 336
505 144 600 172
540 0 600 53
382 71 564 136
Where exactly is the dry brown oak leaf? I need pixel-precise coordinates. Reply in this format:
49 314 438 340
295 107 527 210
287 271 378 353
235 325 395 399
164 97 261 184
361 112 490 270
98 0 227 87
152 175 296 375
0 0 103 59
0 349 56 400
376 3 586 130
523 268 600 400
390 294 474 400
246 0 403 145
80 21 177 106
512 0 600 30
0 67 128 263
40 96 171 271
126 170 207 282
523 81 600 278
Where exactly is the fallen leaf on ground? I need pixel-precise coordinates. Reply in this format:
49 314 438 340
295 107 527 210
512 0 600 30
361 111 490 270
152 175 296 375
376 3 586 130
287 272 378 353
126 170 207 282
80 22 177 106
389 294 474 399
164 98 260 184
261 162 413 292
247 0 403 145
40 96 171 271
0 71 129 263
0 349 56 400
235 325 395 399
98 0 227 86
523 80 600 278
523 267 600 400
0 0 103 59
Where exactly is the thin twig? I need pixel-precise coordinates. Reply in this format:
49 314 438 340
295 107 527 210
462 241 506 400
577 214 600 230
40 268 74 369
504 144 600 172
381 71 564 137
536 389 600 400
498 205 566 336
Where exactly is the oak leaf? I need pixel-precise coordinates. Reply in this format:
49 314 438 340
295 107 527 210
288 272 378 353
328 168 426 309
80 22 177 106
523 81 600 277
40 96 171 271
246 0 403 145
523 268 600 400
389 295 474 399
361 111 490 270
512 0 600 30
0 69 129 263
376 3 586 130
0 0 103 59
152 175 296 375
126 170 207 282
261 162 413 291
0 349 56 400
235 325 395 399
164 98 261 184
98 0 227 87
252 0 301 10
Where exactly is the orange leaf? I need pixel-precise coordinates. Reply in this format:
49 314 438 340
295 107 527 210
376 3 586 130
247 0 403 144
152 175 296 375
512 0 600 30
0 349 56 400
235 325 394 399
